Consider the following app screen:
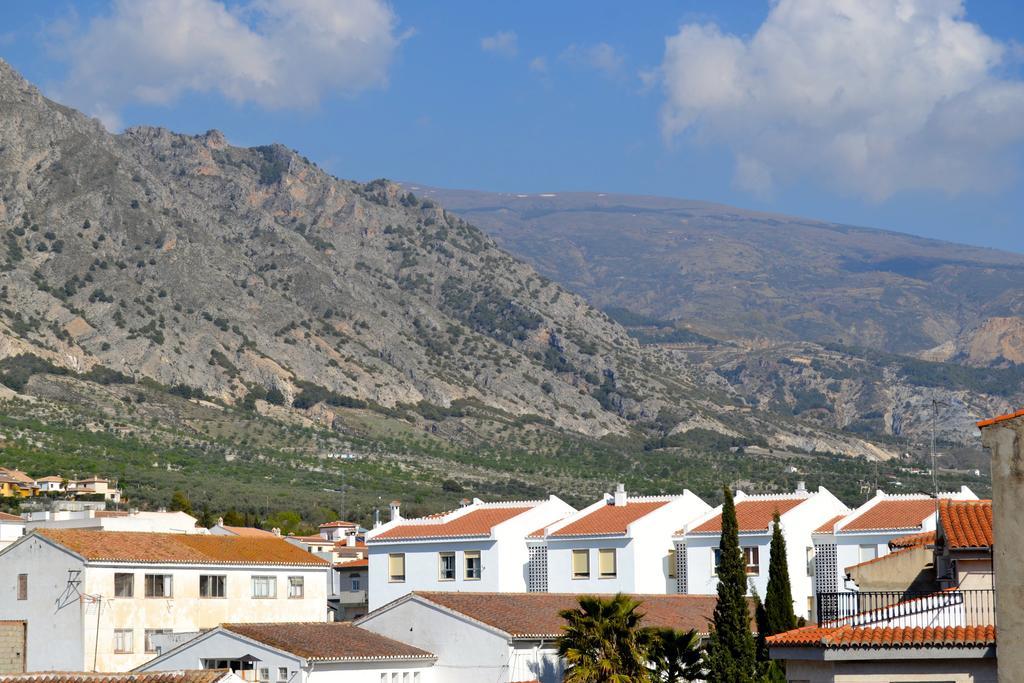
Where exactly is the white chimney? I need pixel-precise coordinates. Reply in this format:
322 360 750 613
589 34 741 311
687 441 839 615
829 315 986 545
373 508 381 529
271 527 281 537
216 517 225 527
613 483 627 507
346 532 356 547
389 500 401 521
796 481 807 494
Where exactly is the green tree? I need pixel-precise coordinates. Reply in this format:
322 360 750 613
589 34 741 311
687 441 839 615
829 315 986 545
169 489 192 515
221 508 245 526
764 512 797 636
557 593 652 683
647 627 703 682
705 487 757 683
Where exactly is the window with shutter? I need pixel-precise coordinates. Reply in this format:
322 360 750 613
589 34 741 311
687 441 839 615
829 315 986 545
572 549 590 579
598 549 616 578
388 554 406 582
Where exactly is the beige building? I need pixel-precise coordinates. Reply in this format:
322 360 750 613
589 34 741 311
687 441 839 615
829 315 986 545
0 528 330 672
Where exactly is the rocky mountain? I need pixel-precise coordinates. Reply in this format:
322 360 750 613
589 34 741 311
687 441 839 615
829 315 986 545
408 186 1024 366
0 61 1002 518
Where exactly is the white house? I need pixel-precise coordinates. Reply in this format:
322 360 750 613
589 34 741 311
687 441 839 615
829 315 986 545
0 670 244 683
533 485 711 594
364 497 576 610
34 475 66 493
679 485 849 621
357 591 721 683
0 511 25 550
137 621 435 683
23 509 201 534
0 528 330 672
66 478 123 502
812 486 978 602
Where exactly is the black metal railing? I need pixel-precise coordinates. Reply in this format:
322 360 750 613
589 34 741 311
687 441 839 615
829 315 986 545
816 590 996 628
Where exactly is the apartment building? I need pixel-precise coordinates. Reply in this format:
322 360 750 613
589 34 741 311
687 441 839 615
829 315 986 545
530 485 710 594
364 497 575 610
679 485 849 620
0 528 329 671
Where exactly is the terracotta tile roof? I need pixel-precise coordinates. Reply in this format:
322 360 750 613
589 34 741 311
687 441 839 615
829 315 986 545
550 500 670 537
34 476 64 483
977 408 1024 428
223 623 434 661
691 498 806 534
319 520 357 528
0 672 232 683
35 529 328 566
0 468 35 484
334 558 368 569
889 530 936 549
840 499 938 532
218 525 277 538
93 511 130 518
0 511 24 522
940 499 993 549
813 514 847 534
409 592 728 638
767 624 996 649
370 506 533 540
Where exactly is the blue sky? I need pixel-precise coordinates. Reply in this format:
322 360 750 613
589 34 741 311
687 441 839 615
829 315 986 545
2 1 1024 251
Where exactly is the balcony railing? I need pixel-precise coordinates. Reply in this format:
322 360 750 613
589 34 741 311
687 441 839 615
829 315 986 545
816 589 996 629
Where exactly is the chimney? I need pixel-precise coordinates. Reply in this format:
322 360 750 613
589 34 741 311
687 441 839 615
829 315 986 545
613 483 627 507
373 508 381 529
271 527 281 537
460 498 471 507
216 517 224 527
346 532 356 547
796 481 807 494
389 500 401 522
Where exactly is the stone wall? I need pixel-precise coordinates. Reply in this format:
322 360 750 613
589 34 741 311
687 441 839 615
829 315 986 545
0 621 26 674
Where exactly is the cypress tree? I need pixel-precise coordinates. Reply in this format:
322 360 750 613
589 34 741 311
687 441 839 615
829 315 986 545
705 486 757 683
764 511 797 636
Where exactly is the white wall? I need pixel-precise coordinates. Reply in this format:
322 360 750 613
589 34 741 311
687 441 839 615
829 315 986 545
0 535 87 671
368 539 496 611
359 598 524 683
83 564 328 671
0 521 24 550
547 537 633 593
24 511 199 534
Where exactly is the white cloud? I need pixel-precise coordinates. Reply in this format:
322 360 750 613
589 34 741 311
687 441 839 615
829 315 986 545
658 0 1024 200
529 56 548 74
480 30 518 57
51 0 402 129
561 42 624 78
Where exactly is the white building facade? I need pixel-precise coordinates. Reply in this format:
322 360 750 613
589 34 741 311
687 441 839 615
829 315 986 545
0 511 25 550
0 528 329 672
680 485 849 621
364 497 575 611
23 509 200 533
537 486 711 594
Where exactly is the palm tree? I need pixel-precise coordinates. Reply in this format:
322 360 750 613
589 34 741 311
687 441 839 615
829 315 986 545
558 593 653 683
647 627 703 682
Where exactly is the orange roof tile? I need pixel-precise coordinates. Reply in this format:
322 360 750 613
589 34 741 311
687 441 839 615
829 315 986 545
840 499 938 532
370 506 533 540
768 624 996 649
410 592 731 637
219 525 277 538
223 623 433 661
0 511 23 522
691 498 806 534
35 529 328 566
550 500 669 537
335 558 368 569
813 514 846 534
940 499 993 549
889 530 936 549
319 520 357 528
977 408 1024 428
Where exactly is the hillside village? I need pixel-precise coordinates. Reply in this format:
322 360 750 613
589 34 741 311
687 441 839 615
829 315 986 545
0 408 1015 681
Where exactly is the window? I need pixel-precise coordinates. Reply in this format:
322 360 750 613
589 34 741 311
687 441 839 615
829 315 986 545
712 548 722 575
598 549 616 578
144 629 171 654
668 549 676 578
251 576 277 599
464 551 481 580
438 552 455 581
114 573 134 598
17 574 27 600
144 574 173 598
277 667 288 682
350 574 361 591
288 576 304 599
388 554 406 583
258 669 269 682
743 547 760 575
859 544 877 563
113 629 134 654
806 546 815 577
572 549 590 579
380 675 387 683
200 575 226 598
